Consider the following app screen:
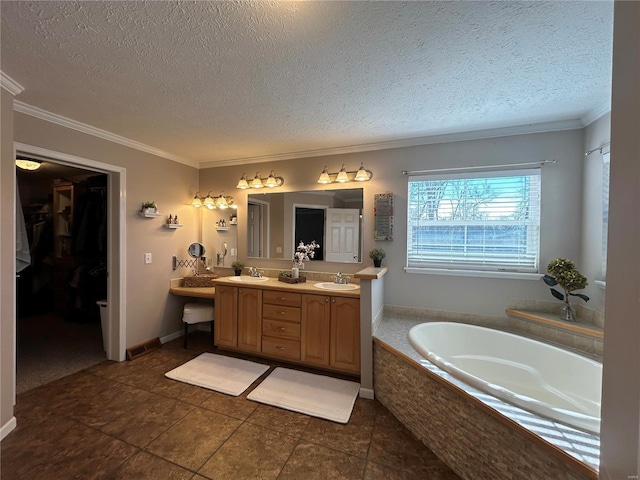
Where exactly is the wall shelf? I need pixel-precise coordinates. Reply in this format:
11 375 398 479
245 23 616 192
139 211 161 218
163 223 183 229
216 227 230 231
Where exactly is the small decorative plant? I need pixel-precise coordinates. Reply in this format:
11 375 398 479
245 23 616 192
231 260 245 276
542 258 589 322
141 201 157 213
369 248 386 267
293 241 320 267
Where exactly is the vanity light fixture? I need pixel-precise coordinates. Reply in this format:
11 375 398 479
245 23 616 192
316 163 373 184
191 192 203 208
15 158 41 171
236 171 285 189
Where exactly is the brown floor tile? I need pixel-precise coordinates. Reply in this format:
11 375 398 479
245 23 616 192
101 394 195 448
198 422 298 480
368 413 448 477
105 450 193 480
145 407 242 471
245 403 310 437
199 390 259 420
278 441 366 480
302 398 376 457
150 376 213 406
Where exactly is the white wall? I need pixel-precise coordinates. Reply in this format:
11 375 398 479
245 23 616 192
599 1 640 477
581 113 610 313
201 128 586 317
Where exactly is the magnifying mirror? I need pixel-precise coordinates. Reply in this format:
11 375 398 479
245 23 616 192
188 242 206 258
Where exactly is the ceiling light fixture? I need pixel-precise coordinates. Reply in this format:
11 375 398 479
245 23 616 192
316 163 373 184
236 171 284 189
15 158 41 171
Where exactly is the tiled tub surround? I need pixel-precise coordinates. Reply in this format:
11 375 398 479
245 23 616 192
374 311 600 480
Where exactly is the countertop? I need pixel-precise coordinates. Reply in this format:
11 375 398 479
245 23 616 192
169 278 216 299
211 276 360 298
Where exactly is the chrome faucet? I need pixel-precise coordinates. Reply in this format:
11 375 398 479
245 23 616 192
249 267 264 278
333 272 350 284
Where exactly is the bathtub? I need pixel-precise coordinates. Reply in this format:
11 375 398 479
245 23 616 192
408 322 602 434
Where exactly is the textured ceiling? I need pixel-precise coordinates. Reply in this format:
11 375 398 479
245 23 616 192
1 1 613 167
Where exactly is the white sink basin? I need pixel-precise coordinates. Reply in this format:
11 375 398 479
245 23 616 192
228 276 270 283
313 282 360 291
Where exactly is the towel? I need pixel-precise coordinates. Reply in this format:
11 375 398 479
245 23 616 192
16 184 31 273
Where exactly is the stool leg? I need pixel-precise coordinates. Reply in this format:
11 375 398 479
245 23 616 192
210 320 215 348
184 322 188 348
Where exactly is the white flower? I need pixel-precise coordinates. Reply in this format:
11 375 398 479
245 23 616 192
293 241 319 265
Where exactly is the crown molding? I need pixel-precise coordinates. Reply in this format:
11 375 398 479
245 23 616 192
199 118 584 168
580 102 611 127
0 71 24 96
13 101 198 168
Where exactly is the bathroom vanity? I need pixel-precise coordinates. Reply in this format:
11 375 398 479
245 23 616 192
212 277 361 375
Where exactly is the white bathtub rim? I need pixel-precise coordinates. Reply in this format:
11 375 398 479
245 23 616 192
409 322 601 435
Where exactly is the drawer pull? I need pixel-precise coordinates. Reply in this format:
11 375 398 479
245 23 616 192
277 327 286 332
276 345 285 350
279 311 286 315
278 297 286 301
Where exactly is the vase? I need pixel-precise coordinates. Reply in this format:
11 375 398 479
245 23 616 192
562 299 576 322
291 266 299 279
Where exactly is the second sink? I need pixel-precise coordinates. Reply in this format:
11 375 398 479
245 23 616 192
228 276 270 283
314 282 359 291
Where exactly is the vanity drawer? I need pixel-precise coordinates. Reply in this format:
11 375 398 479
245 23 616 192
263 290 301 308
262 336 301 360
263 319 301 339
263 304 301 322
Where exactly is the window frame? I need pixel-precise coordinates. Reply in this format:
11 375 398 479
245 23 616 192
405 168 542 275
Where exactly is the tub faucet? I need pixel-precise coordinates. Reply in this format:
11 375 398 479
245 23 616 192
333 272 350 284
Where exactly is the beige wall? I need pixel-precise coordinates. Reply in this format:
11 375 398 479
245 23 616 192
12 113 200 347
1 89 16 431
201 128 586 317
600 1 640 477
581 113 610 313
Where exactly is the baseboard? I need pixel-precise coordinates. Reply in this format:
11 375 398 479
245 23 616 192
359 387 375 399
1 416 17 440
160 330 183 344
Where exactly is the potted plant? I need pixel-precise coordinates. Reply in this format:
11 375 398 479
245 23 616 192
369 248 386 267
231 260 245 276
542 258 589 322
142 201 157 214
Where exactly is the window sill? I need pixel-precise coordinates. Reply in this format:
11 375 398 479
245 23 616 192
594 280 606 290
403 267 543 281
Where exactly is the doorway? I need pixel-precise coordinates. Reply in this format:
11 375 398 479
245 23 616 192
16 159 109 393
14 142 126 375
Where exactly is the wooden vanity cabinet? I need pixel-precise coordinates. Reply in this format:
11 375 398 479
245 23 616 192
214 285 262 353
301 294 331 367
237 287 262 353
330 296 361 374
214 285 237 348
261 290 301 360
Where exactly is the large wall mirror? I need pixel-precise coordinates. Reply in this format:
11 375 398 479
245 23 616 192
247 188 364 263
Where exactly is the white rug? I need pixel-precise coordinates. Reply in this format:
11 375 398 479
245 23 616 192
247 367 361 423
165 353 270 396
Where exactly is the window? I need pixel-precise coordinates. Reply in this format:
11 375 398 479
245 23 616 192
407 169 541 273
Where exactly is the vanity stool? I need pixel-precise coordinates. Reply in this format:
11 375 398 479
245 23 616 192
182 303 214 348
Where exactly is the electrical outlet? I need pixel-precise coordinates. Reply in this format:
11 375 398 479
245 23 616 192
276 246 283 254
144 253 152 264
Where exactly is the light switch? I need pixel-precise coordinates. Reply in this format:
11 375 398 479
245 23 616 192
144 253 152 264
231 248 236 256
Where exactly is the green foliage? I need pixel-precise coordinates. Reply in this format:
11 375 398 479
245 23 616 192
544 257 589 303
143 201 157 208
231 261 245 271
369 248 386 260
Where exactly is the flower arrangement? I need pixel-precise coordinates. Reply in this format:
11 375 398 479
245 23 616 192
368 248 386 267
293 240 320 267
542 258 589 322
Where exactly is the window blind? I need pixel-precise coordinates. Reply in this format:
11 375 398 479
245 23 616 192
407 169 541 272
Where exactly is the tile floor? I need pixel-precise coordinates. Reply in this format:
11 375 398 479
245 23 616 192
2 332 461 480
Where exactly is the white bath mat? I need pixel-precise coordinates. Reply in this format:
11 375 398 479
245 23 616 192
247 367 360 424
165 353 269 396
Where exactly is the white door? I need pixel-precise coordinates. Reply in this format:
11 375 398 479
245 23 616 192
325 208 360 262
247 203 263 258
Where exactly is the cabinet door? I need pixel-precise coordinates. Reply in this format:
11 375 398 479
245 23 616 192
237 287 262 353
215 285 238 348
301 294 331 367
330 297 361 374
